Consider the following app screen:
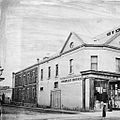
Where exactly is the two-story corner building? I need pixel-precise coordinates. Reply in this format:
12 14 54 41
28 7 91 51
12 27 120 111
37 29 120 111
12 65 38 107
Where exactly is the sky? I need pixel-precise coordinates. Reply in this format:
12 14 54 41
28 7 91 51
0 0 120 87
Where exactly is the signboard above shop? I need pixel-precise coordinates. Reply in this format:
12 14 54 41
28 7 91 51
107 28 120 36
61 77 82 83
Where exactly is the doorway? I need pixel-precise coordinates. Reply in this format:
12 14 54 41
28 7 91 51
50 90 61 109
94 80 108 110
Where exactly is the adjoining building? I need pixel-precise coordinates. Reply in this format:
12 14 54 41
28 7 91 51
12 27 120 111
0 86 12 103
12 66 38 107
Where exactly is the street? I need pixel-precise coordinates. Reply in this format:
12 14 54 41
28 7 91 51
0 106 120 120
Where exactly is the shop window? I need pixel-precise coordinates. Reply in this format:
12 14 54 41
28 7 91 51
94 80 108 102
41 69 43 80
55 64 58 77
54 82 58 88
69 59 73 73
91 56 98 71
116 58 120 72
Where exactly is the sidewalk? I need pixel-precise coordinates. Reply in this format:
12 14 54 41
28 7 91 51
3 104 120 115
1 105 120 120
2 104 79 114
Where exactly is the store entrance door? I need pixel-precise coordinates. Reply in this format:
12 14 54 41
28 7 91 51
109 82 120 109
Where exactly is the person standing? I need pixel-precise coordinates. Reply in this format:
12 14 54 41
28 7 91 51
102 89 108 119
102 103 106 119
2 93 5 104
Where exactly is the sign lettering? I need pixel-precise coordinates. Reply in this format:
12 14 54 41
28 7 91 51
107 28 120 36
61 77 81 83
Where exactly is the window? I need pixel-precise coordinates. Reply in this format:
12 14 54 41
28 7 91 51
54 82 58 88
116 58 120 72
32 87 36 99
41 69 43 80
27 72 30 84
32 70 35 83
70 42 74 48
91 56 98 70
55 64 58 77
48 66 51 79
27 88 29 101
40 87 43 91
23 74 26 85
70 59 73 73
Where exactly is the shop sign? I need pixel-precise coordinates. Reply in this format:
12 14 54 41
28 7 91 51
107 28 120 36
61 77 82 83
89 74 118 80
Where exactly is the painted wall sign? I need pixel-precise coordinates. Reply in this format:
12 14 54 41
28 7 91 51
107 28 120 36
61 77 82 83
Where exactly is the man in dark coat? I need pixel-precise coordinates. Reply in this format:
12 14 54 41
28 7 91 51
102 89 108 119
2 93 5 104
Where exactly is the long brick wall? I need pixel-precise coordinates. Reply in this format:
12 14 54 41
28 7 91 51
12 67 38 106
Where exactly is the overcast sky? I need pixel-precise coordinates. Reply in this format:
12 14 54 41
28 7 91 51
0 0 120 86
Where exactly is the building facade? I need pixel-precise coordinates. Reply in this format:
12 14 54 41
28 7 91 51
12 66 38 107
12 27 120 111
0 86 12 103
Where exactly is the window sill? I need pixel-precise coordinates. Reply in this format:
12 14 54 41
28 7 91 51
48 77 51 80
54 87 59 90
55 76 59 78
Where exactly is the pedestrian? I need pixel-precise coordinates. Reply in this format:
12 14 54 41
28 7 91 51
2 93 5 104
102 89 108 119
108 98 112 112
102 103 106 119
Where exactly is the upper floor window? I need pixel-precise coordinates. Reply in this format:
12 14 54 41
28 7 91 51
40 87 43 91
48 66 51 79
91 56 98 71
23 74 26 85
116 58 120 72
69 59 73 73
54 82 58 88
41 69 43 80
32 87 36 99
27 72 30 84
55 64 58 77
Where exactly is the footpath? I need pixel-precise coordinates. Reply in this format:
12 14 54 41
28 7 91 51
2 104 79 114
1 104 120 120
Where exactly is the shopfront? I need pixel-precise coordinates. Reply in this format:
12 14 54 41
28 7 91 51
81 70 120 110
109 81 120 109
94 79 109 110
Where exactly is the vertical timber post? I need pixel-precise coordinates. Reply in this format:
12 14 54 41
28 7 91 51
82 78 86 111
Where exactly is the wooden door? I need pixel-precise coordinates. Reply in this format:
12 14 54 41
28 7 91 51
51 90 61 109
